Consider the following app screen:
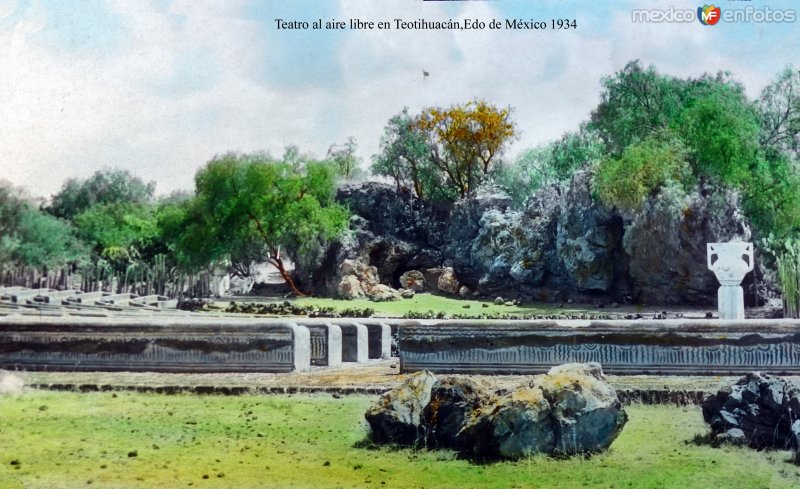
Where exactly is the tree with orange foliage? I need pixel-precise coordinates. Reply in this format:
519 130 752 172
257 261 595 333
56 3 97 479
372 100 516 201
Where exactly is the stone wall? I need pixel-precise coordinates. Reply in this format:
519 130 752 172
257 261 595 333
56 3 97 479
398 319 800 375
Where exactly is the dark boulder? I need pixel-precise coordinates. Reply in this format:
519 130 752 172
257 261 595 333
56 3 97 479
459 386 556 459
702 372 800 449
422 377 486 449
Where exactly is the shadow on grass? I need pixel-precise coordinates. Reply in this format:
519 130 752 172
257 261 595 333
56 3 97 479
352 434 601 466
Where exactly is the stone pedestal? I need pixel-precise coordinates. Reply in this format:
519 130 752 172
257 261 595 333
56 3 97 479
707 242 754 321
718 285 745 321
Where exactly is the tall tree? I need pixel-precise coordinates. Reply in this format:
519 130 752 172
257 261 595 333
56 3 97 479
371 108 430 198
327 136 362 180
186 153 349 296
759 67 800 158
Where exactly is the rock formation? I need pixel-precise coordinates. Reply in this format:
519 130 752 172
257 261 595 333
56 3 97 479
293 173 769 306
365 363 628 460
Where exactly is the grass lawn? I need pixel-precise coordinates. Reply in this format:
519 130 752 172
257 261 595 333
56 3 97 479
1 391 799 489
293 294 580 318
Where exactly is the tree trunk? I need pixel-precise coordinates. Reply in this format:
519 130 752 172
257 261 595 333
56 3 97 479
269 256 307 297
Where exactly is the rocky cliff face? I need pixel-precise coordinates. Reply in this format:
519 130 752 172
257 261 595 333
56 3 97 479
294 174 767 306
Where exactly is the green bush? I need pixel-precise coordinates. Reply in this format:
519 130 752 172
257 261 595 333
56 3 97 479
593 132 693 212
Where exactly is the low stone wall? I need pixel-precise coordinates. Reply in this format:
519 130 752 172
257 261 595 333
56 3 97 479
398 319 800 375
0 317 310 373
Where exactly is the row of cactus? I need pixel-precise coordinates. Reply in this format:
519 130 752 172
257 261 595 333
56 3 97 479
776 237 800 319
2 255 214 300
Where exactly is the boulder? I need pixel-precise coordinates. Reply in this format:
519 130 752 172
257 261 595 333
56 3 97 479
365 371 438 445
336 274 366 300
365 363 627 460
437 267 461 295
335 259 402 302
422 377 486 449
399 270 427 292
369 284 403 302
458 285 470 298
539 363 628 455
460 386 556 459
422 267 445 293
702 372 800 450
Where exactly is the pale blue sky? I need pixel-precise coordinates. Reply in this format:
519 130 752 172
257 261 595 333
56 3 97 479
0 0 798 197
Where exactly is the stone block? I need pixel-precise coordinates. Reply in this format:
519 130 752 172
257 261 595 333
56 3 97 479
340 322 368 363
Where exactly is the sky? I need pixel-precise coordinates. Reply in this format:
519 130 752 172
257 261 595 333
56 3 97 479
0 0 798 198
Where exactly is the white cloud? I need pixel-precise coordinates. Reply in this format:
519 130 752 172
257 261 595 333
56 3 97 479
0 0 794 199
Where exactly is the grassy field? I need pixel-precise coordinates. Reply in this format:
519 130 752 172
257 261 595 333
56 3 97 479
293 294 579 317
1 391 799 489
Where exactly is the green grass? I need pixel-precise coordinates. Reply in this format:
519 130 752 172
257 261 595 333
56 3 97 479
293 293 577 318
2 392 799 489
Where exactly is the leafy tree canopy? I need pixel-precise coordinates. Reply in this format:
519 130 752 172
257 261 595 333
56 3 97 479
372 100 516 201
48 168 155 220
495 127 604 207
73 202 159 269
177 153 349 295
594 131 693 212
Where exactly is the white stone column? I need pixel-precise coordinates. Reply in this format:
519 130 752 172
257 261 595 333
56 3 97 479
707 242 754 320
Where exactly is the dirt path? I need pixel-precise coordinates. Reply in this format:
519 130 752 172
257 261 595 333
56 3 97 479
10 360 789 402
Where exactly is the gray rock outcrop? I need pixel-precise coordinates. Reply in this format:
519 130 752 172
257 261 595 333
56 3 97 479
624 183 752 305
295 175 768 306
702 372 800 449
365 363 627 460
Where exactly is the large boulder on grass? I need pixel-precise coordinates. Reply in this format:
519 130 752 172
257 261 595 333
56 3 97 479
540 362 628 455
364 363 627 460
365 371 437 445
702 372 800 449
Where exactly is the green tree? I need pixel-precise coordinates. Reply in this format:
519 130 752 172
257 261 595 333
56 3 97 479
186 153 349 296
759 66 800 157
47 168 155 220
590 60 687 155
327 136 362 180
73 202 158 270
0 180 87 271
672 76 761 185
0 180 27 265
496 128 603 207
371 108 431 198
14 210 88 269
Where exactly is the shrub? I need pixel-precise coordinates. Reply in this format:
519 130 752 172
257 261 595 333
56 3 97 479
593 132 693 212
